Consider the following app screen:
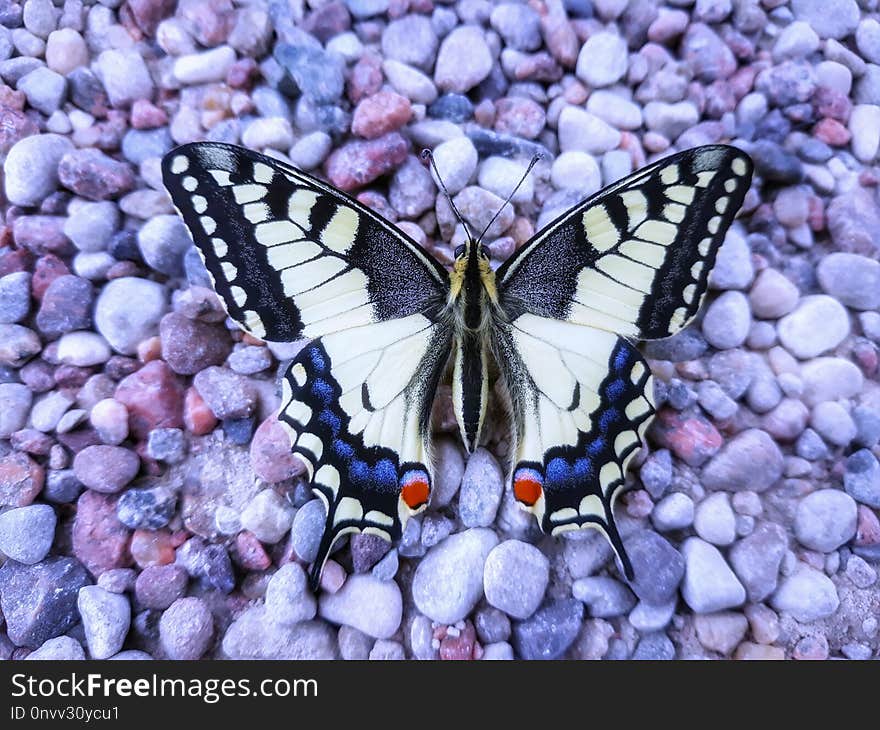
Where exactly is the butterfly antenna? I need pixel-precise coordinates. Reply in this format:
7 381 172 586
421 148 473 240
476 153 543 243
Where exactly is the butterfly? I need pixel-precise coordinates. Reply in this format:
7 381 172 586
162 142 753 589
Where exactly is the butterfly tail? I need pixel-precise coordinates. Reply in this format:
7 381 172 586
604 511 635 582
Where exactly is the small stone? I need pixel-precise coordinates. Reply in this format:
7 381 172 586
573 576 637 618
382 60 438 105
0 383 33 438
137 215 192 278
94 49 154 108
459 448 504 528
748 269 799 320
89 399 129 446
265 563 316 625
694 492 737 546
551 151 601 195
94 277 167 355
135 565 188 610
643 101 700 141
288 132 332 170
624 529 685 605
160 312 231 375
702 291 751 350
72 491 131 576
791 0 859 40
173 44 235 85
0 557 91 648
576 31 628 87
710 232 753 290
290 498 325 564
319 574 402 639
159 596 214 660
240 489 294 544
801 357 864 406
778 295 850 359
412 528 498 624
702 429 783 492
483 540 549 619
116 486 176 530
681 537 746 613
639 449 672 499
73 445 139 494
844 450 880 508
352 90 412 140
16 67 66 116
629 599 676 633
650 410 723 468
325 132 409 192
493 97 546 140
0 504 55 564
511 599 583 660
652 492 695 531
430 136 478 195
58 149 135 201
794 489 857 553
3 133 73 207
632 632 675 660
817 253 880 311
811 401 857 447
175 537 234 594
0 451 44 507
557 106 621 155
56 332 111 368
382 14 437 71
25 635 85 661
729 522 787 602
694 612 749 655
434 26 493 93
454 187 516 239
77 585 130 659
771 564 840 622
222 609 336 660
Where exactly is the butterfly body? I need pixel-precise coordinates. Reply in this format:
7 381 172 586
163 142 753 588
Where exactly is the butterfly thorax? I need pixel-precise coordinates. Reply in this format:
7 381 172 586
448 239 498 453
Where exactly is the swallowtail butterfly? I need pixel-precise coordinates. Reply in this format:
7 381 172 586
163 143 753 588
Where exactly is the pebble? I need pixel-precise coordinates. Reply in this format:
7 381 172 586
95 277 166 355
844 450 880 508
680 537 746 613
193 367 256 420
710 232 753 290
728 522 787 602
77 585 130 659
94 49 154 108
158 597 214 660
318 574 401 639
412 528 498 624
382 15 437 70
702 291 751 350
17 67 66 116
573 576 637 618
289 131 332 170
0 504 55 564
557 106 621 155
778 295 850 360
90 398 129 446
748 269 800 320
794 490 857 553
116 486 176 530
173 45 236 85
791 0 859 41
624 529 686 605
222 609 336 660
30 391 73 433
73 445 140 493
3 133 73 207
771 564 840 622
0 451 45 508
249 416 303 483
434 25 492 93
0 383 33 438
483 540 549 619
290 499 325 564
145 428 185 464
458 448 504 528
801 357 864 406
632 632 675 660
652 492 695 532
643 101 700 141
576 31 628 87
811 401 857 447
45 28 88 75
511 599 583 660
138 215 193 278
430 136 478 195
176 537 234 594
160 312 231 375
694 612 749 655
479 157 535 204
694 492 737 546
629 599 677 633
325 132 409 191
0 556 91 648
240 489 294 544
57 332 111 367
265 563 316 625
25 635 85 661
551 151 601 195
135 565 188 610
702 429 784 493
388 156 435 219
817 253 880 311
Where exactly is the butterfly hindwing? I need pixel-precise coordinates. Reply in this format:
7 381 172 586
497 145 753 339
278 314 451 586
492 315 654 577
162 142 449 342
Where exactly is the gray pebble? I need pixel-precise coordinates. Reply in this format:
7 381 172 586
56 332 111 367
629 599 676 633
632 632 675 660
430 136 477 194
652 492 695 532
771 564 839 622
0 504 56 564
0 272 30 324
791 0 859 41
382 14 438 70
290 498 326 563
93 49 154 108
694 611 748 655
369 639 405 660
702 429 783 492
702 291 751 350
794 489 857 552
78 585 130 660
63 201 119 253
624 529 685 605
319 574 402 639
3 133 73 207
412 528 498 624
0 383 33 438
17 67 66 115
483 539 549 619
710 231 753 290
222 608 336 659
138 215 192 278
729 521 787 602
558 106 621 155
459 447 504 528
481 642 514 660
94 277 167 355
681 537 746 613
576 31 628 87
240 489 294 544
511 599 583 660
434 26 492 93
777 295 850 359
811 401 857 447
0 324 41 367
475 606 511 644
801 357 863 406
817 252 880 311
30 390 74 433
694 492 737 546
573 576 637 618
639 448 672 499
339 625 373 660
844 450 880 508
25 635 85 661
159 597 214 660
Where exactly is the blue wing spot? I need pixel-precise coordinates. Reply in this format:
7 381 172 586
605 378 626 400
573 458 592 478
319 409 341 435
311 378 333 404
333 439 354 460
587 437 605 456
547 457 569 483
309 348 326 371
599 408 618 432
613 346 631 372
375 459 397 489
350 459 370 484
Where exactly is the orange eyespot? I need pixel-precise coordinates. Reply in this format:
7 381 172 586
514 475 543 506
402 477 430 509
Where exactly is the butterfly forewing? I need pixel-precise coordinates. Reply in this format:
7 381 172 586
162 143 449 342
494 145 753 576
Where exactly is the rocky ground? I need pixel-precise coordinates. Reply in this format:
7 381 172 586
1 0 879 661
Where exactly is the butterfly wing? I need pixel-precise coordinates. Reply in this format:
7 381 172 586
494 145 753 577
162 142 449 341
497 145 753 339
163 142 453 588
279 315 450 587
